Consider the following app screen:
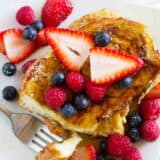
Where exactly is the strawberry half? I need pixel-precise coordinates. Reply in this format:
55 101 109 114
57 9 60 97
36 29 47 47
45 28 94 71
3 29 36 64
70 145 97 160
90 48 144 84
0 31 6 55
145 83 160 99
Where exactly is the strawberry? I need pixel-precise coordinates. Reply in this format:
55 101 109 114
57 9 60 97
3 29 36 64
46 28 94 71
70 145 97 160
90 48 144 84
36 29 47 47
0 31 6 55
145 83 160 99
41 0 73 27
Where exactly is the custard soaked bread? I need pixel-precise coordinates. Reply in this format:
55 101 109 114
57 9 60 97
19 9 160 136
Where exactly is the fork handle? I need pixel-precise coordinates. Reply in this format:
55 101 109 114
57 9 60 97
0 107 12 117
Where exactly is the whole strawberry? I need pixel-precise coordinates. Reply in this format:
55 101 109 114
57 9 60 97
41 0 73 27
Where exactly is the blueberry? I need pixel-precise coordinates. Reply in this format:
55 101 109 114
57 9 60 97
23 26 37 41
117 76 133 89
99 139 107 155
97 154 105 160
60 104 77 117
94 32 110 47
2 86 18 101
127 113 142 128
31 20 44 31
52 72 65 85
2 62 16 76
74 94 90 110
127 128 141 142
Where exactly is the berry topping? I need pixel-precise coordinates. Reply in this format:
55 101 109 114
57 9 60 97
31 20 44 31
117 76 133 89
16 6 35 26
107 134 132 157
44 87 67 109
94 32 110 47
2 86 18 101
36 29 47 47
45 28 94 71
140 99 160 120
85 81 107 102
66 72 85 92
127 113 142 128
22 59 36 73
2 62 16 76
3 29 36 64
41 0 73 27
23 26 37 41
0 31 6 55
90 48 143 85
123 147 143 160
140 120 160 141
127 128 141 142
74 94 90 110
60 104 77 117
52 72 65 85
70 145 96 160
145 83 160 99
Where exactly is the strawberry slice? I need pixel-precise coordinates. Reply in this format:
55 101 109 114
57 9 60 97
0 31 6 55
70 145 97 160
36 29 47 47
145 83 160 99
45 28 94 71
90 48 144 84
3 29 36 64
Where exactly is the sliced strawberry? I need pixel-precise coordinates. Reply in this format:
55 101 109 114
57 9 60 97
90 48 144 84
3 29 36 64
145 83 160 99
45 28 94 71
0 31 6 55
36 29 47 47
70 145 97 160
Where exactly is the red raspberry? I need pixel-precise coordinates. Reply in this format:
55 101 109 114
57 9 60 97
140 120 160 141
16 6 35 25
66 72 84 93
85 81 107 101
41 0 73 27
123 147 143 160
44 87 67 110
107 134 132 157
22 59 36 73
140 99 160 120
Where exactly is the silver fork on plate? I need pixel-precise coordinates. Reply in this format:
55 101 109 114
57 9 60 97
0 107 63 152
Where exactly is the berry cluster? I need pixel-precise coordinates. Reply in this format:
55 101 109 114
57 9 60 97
44 71 108 117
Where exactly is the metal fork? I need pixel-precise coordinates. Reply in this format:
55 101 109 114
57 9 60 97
0 107 63 152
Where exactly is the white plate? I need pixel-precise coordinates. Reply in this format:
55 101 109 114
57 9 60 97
0 0 160 160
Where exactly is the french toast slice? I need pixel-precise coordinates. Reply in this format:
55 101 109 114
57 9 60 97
19 9 160 136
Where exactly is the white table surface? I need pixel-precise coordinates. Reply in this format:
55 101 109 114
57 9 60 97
0 0 160 160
